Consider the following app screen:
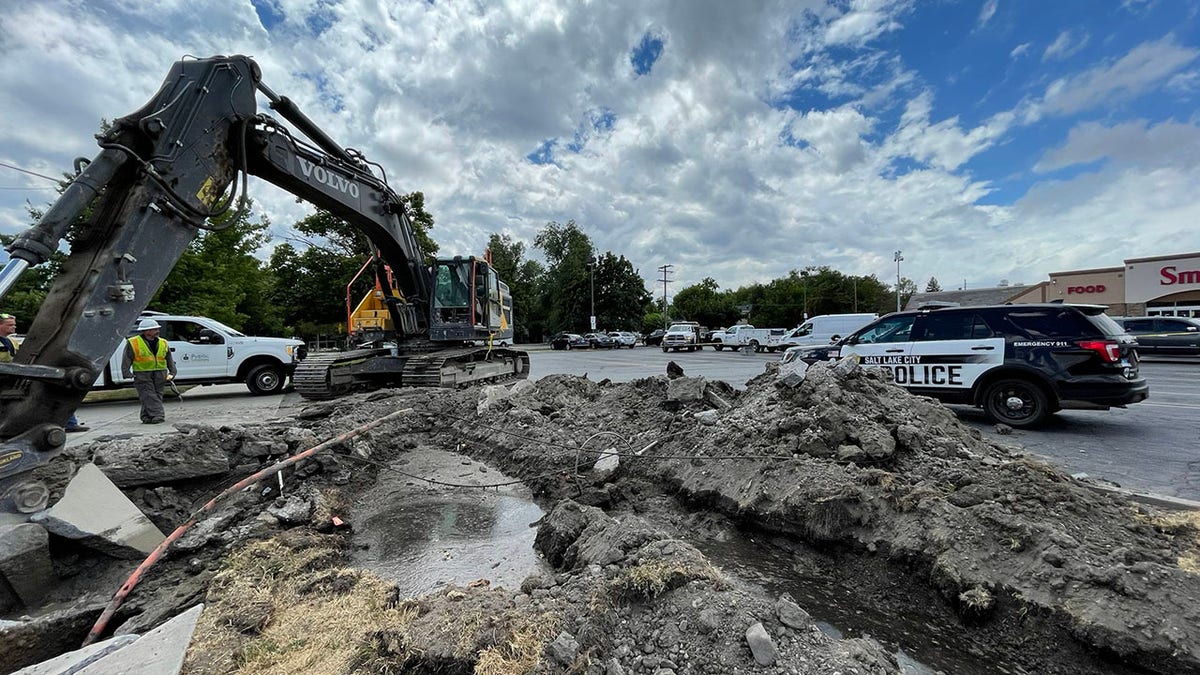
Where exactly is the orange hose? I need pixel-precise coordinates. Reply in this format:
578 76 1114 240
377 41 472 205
82 407 413 646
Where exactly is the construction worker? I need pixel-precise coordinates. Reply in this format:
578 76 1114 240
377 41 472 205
122 318 177 424
2 312 90 431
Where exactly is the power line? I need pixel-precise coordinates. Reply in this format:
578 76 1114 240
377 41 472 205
0 161 61 184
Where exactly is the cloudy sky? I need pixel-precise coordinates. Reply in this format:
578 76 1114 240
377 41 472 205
2 0 1199 296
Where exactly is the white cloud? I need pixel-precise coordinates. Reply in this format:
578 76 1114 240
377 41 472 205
978 0 998 27
1028 36 1199 120
1036 120 1200 172
1042 30 1089 61
1010 42 1031 59
0 0 1197 299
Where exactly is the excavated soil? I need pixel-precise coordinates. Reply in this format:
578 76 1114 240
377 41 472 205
3 358 1200 674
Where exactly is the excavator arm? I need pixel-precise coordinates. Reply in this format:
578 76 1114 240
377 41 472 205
0 55 442 512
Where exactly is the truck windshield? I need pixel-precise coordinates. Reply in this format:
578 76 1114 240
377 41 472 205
795 322 813 336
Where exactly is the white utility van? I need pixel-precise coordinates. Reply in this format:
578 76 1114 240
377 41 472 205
771 313 878 350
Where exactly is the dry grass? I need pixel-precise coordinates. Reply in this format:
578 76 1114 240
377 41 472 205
183 533 419 674
473 612 560 675
1136 509 1200 576
609 558 719 600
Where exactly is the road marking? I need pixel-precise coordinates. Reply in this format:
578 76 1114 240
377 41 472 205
1139 401 1200 410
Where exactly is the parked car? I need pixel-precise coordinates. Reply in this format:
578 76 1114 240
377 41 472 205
781 303 1148 428
643 329 667 346
608 331 637 348
1114 316 1200 355
584 332 617 349
550 333 590 350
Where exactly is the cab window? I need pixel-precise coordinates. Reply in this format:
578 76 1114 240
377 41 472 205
1123 319 1154 333
795 322 813 336
852 315 915 344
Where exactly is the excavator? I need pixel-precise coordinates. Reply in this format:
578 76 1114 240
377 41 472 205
0 55 529 513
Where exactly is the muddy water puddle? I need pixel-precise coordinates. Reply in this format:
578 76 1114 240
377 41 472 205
349 447 551 596
697 534 1022 675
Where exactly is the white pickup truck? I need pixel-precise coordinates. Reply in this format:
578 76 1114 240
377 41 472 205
710 324 785 352
93 312 306 395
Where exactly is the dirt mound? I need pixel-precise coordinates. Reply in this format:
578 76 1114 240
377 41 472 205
5 360 1199 674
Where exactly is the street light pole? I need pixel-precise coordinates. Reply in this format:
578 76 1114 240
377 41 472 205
894 250 904 312
589 258 596 331
801 270 809 320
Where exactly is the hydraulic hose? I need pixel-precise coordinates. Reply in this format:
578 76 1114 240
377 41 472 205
82 407 413 646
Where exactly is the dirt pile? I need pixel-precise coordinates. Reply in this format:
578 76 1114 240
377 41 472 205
4 359 1199 674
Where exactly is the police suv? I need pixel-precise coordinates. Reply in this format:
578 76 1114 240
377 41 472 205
781 303 1149 427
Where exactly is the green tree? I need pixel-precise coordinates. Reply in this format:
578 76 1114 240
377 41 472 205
591 251 652 332
533 220 595 333
925 276 942 293
152 203 284 334
486 233 544 342
669 277 739 328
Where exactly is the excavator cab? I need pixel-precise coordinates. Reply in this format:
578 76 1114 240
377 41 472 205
429 257 512 344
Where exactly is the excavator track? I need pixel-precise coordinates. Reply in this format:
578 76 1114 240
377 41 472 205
293 346 530 400
292 348 392 400
401 346 531 388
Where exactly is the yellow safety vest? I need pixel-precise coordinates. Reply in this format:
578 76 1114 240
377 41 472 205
129 335 169 372
0 337 15 364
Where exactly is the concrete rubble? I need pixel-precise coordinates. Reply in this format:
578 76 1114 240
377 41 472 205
30 463 165 559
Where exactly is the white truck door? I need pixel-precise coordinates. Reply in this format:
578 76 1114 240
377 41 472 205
160 319 229 379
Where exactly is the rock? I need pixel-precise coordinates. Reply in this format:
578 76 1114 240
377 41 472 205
477 384 513 413
994 423 1014 435
697 608 722 634
239 440 287 458
745 622 779 666
0 601 107 674
92 435 229 487
546 631 580 667
830 354 861 377
31 464 165 559
665 361 684 378
606 658 627 675
666 377 705 402
704 388 733 410
267 491 315 526
0 524 54 608
775 595 811 629
694 410 719 426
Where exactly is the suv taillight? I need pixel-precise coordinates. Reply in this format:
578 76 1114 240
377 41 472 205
1077 340 1121 363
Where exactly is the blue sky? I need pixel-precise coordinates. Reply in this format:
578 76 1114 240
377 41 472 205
1 0 1198 296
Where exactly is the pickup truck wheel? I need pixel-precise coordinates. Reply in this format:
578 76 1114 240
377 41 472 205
982 378 1050 428
750 340 760 352
714 344 724 351
662 346 669 353
246 363 285 396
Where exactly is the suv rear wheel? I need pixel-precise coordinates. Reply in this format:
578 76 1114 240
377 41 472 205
982 378 1050 428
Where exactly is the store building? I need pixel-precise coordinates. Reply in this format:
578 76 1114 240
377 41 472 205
909 251 1200 318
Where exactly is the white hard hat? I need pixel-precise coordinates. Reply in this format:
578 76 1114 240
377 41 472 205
137 319 161 331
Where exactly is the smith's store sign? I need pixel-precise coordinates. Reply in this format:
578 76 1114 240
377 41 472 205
1125 255 1200 302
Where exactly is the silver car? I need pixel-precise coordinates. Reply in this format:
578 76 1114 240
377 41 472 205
608 331 637 348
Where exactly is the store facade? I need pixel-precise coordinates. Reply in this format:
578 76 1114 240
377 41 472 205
995 252 1200 317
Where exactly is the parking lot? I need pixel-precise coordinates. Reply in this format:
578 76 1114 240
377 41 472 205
71 346 1200 501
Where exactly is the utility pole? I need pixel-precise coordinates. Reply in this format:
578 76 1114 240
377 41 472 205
894 250 904 312
853 277 858 312
589 257 596 331
657 264 673 329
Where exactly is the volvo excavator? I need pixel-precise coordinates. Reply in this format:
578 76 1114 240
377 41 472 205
0 55 529 513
